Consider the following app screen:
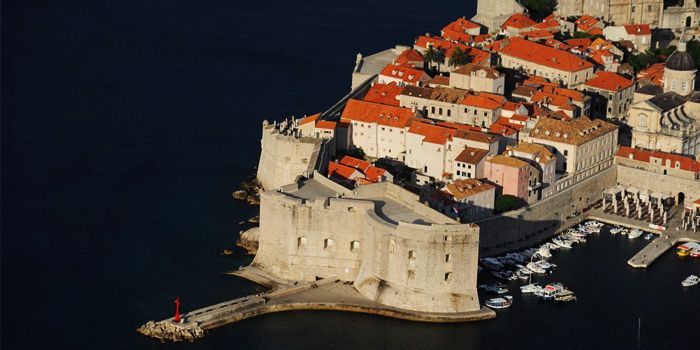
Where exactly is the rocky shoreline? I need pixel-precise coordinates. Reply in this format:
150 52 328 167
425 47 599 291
137 320 205 342
236 227 259 255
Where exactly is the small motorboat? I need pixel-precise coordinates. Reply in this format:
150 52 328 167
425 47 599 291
554 290 577 303
552 237 572 249
644 233 654 240
526 262 547 274
690 249 700 258
485 295 513 309
491 270 517 281
610 226 623 234
677 249 689 257
682 275 699 287
536 246 552 258
520 283 542 294
628 229 643 239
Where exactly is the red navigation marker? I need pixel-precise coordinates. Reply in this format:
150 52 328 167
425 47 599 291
174 297 181 322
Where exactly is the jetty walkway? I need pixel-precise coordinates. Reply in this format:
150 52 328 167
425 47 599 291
587 206 700 268
138 268 495 342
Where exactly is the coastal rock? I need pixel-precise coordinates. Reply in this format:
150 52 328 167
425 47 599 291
221 249 234 256
137 320 205 342
232 190 248 200
246 194 260 206
236 227 259 255
248 216 260 224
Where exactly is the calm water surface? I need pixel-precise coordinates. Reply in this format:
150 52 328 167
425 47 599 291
2 1 698 349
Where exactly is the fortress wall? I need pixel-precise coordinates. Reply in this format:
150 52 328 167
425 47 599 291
476 166 618 255
354 218 481 313
256 126 325 190
616 165 700 203
254 191 374 282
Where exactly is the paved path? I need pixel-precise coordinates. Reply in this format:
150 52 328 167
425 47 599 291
588 206 700 268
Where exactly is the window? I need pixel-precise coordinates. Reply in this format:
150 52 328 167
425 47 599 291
408 270 415 280
672 80 677 91
351 240 360 251
564 150 568 156
409 250 416 260
631 5 635 13
444 272 452 282
447 109 451 117
682 81 688 92
439 108 443 115
432 106 435 114
323 238 333 249
389 239 396 253
445 254 452 262
297 237 306 248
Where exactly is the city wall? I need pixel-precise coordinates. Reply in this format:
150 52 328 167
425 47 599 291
616 165 700 203
476 166 618 255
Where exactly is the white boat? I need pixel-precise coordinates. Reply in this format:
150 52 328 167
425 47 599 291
526 262 547 274
535 260 556 270
682 275 700 287
567 230 588 238
544 242 560 251
538 283 565 300
520 283 542 294
620 228 629 235
628 229 644 239
485 295 513 309
552 237 572 249
610 226 624 234
536 246 552 258
644 233 654 240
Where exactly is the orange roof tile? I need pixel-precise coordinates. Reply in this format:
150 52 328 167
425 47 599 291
501 13 536 30
530 116 617 145
616 146 700 173
363 82 404 106
415 36 490 64
363 166 387 182
395 49 423 65
584 71 633 91
624 24 651 36
565 38 592 50
455 147 488 164
298 113 320 126
588 28 603 36
408 121 458 145
462 95 501 110
339 155 371 173
487 155 529 168
534 17 560 31
444 178 494 200
379 63 428 85
340 99 414 128
520 29 554 40
500 38 593 72
637 63 665 86
575 15 600 32
328 161 362 180
542 38 571 51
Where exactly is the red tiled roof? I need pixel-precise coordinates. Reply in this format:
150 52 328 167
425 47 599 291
328 161 362 180
520 29 554 40
590 49 614 65
340 99 414 128
339 155 371 173
541 85 586 102
500 38 593 72
298 113 320 126
363 166 387 182
637 63 665 86
415 36 490 64
575 15 599 32
534 17 560 31
588 28 603 36
565 38 592 50
462 94 502 110
473 34 491 43
364 82 403 106
510 114 529 122
624 24 651 35
455 147 488 164
532 91 574 109
584 71 633 91
501 13 536 30
409 121 458 145
616 146 700 173
315 120 337 130
379 63 428 85
395 49 423 65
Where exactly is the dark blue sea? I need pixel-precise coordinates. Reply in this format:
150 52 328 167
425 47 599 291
2 1 699 349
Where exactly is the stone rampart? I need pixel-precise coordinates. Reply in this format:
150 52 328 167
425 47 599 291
616 165 700 203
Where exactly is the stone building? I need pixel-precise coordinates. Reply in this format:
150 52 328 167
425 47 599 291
662 0 700 30
253 173 483 314
498 38 595 88
483 154 540 203
449 64 505 94
580 71 634 119
454 147 489 180
507 142 557 195
442 178 496 221
398 86 505 127
525 116 619 183
556 0 664 28
628 42 700 156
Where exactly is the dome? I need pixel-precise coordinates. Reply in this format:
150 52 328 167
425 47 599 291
666 46 696 72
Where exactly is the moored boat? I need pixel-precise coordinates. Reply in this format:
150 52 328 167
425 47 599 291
520 283 542 294
485 295 513 309
644 233 654 240
682 275 699 287
677 249 689 257
628 229 643 239
554 290 577 303
538 283 565 300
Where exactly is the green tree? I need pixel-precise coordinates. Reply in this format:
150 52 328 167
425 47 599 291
572 31 591 39
494 195 527 213
520 0 557 21
448 46 471 67
686 40 700 70
423 46 440 70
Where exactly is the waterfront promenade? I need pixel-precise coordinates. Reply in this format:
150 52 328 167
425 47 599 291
588 206 700 268
138 269 495 342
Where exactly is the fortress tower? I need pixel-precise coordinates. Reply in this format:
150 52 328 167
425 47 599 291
471 0 525 33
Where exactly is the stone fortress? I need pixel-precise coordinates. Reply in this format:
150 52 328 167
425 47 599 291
253 172 484 314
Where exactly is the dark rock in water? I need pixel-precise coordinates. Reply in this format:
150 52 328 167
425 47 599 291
232 190 248 200
248 216 259 224
221 249 234 256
